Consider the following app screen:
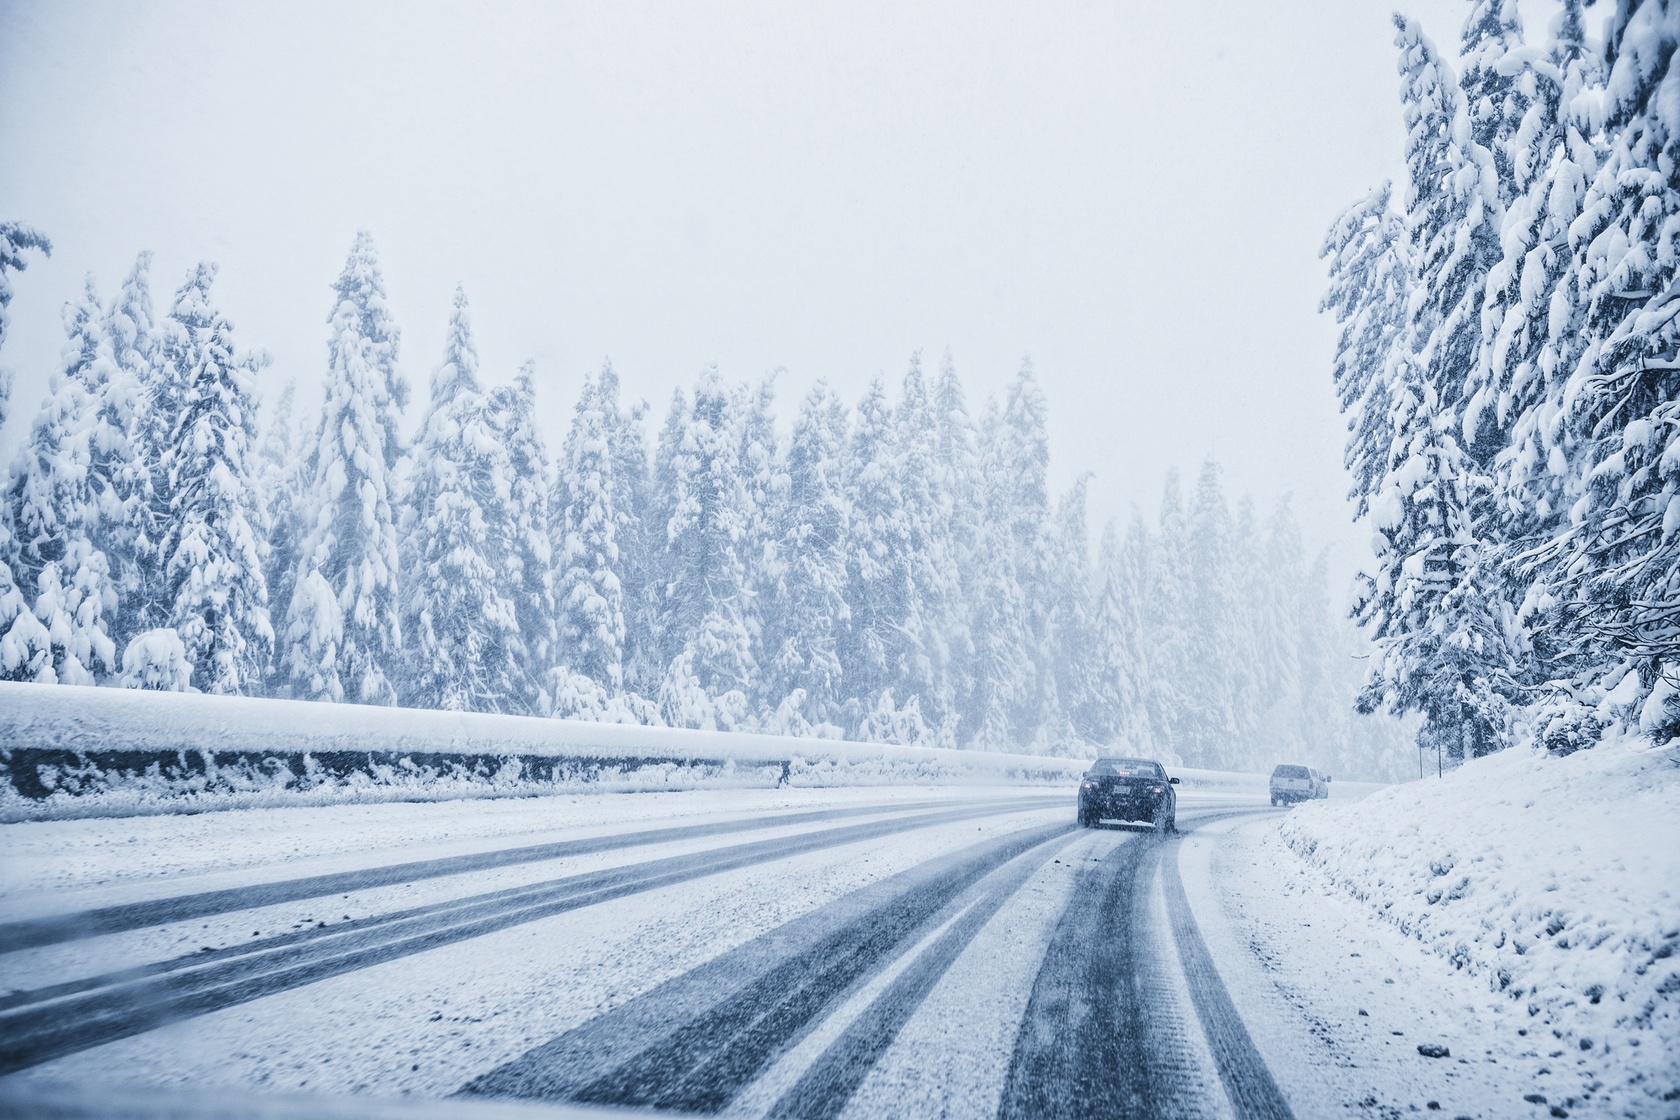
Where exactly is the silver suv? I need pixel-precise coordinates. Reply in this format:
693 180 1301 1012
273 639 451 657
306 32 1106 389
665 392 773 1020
1269 763 1330 805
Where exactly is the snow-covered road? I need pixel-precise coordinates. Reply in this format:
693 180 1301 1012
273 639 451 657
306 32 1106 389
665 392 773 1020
0 786 1614 1118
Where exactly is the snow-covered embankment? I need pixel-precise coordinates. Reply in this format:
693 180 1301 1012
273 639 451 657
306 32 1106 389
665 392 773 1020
1279 738 1680 1110
0 682 1098 821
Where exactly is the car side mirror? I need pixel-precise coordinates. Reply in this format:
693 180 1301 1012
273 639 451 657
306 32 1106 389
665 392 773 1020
1168 777 1180 785
1325 776 1332 782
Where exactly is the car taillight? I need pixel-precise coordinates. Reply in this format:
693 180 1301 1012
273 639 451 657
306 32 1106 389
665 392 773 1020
1081 781 1095 789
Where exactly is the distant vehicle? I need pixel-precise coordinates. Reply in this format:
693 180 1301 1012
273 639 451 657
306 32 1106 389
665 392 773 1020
1269 764 1330 805
1078 757 1180 831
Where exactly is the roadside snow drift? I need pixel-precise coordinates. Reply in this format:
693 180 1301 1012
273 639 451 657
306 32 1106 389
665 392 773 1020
0 683 1301 820
1279 737 1680 1112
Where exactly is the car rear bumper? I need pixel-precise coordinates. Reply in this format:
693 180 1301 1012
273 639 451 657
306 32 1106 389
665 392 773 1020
1082 796 1163 820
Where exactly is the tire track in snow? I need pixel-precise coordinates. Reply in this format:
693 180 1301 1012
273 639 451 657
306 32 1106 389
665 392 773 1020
0 802 1053 1076
1162 827 1296 1120
997 809 1264 1120
996 828 1163 1119
761 829 1087 1119
458 821 1078 1112
0 796 1051 954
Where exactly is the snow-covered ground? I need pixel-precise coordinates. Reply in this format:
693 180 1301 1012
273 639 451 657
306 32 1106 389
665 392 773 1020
1275 737 1680 1116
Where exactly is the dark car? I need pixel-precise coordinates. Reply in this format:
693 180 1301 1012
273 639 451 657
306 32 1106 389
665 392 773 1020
1078 757 1180 831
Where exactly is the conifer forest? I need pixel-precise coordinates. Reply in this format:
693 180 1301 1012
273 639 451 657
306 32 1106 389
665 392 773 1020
0 227 1407 779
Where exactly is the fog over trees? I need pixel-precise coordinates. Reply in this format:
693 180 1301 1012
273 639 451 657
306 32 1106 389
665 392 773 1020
0 224 1411 779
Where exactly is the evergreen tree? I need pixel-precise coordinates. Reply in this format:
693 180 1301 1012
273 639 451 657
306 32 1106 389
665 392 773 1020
489 360 557 709
1351 17 1524 762
1320 184 1411 516
3 279 122 683
156 263 272 694
0 222 49 674
1091 513 1153 752
1039 476 1097 753
1179 461 1240 768
761 381 851 729
287 234 405 705
589 362 657 697
966 389 1038 749
1540 0 1680 736
932 353 982 742
895 352 958 737
551 370 626 707
839 376 915 734
106 252 170 635
0 222 50 358
656 371 756 720
255 379 302 688
1146 470 1192 761
400 288 522 712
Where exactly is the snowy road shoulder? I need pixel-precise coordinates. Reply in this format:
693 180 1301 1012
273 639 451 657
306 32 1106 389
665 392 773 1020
1181 811 1660 1118
1279 738 1680 1116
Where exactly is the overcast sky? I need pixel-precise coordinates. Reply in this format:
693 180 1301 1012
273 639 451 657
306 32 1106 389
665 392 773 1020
0 0 1563 585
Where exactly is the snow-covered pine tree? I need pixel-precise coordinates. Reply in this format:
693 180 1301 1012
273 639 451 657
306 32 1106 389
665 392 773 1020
551 369 626 710
1226 494 1268 767
1178 461 1241 769
1090 512 1153 752
287 234 405 705
932 353 982 743
1352 16 1525 763
2 278 123 684
0 225 55 582
655 371 756 723
1394 13 1505 456
839 376 917 738
1475 1 1597 485
488 360 556 710
590 362 657 700
895 352 958 739
156 263 272 694
1321 184 1411 517
760 381 851 730
1251 499 1308 765
7 280 109 590
1037 476 1098 754
0 224 53 683
0 222 50 358
399 287 523 712
106 252 170 636
733 374 780 704
255 379 302 691
1146 470 1192 761
965 388 1038 750
1538 0 1680 738
649 385 688 673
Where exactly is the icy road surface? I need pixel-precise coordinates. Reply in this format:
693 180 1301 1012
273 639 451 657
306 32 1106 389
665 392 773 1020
0 786 1592 1118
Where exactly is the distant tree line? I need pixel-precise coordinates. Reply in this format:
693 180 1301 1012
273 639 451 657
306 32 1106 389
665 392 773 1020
0 226 1409 777
1323 0 1680 760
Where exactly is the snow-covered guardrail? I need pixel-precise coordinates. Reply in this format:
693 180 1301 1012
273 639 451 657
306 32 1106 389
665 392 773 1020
0 683 1097 820
0 683 1346 821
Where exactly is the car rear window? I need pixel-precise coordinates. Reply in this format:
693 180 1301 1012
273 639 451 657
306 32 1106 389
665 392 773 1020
1089 758 1164 778
1272 765 1309 779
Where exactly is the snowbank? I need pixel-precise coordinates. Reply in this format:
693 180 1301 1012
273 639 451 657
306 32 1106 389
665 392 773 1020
0 683 1097 820
1279 737 1680 1112
0 684 1314 821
